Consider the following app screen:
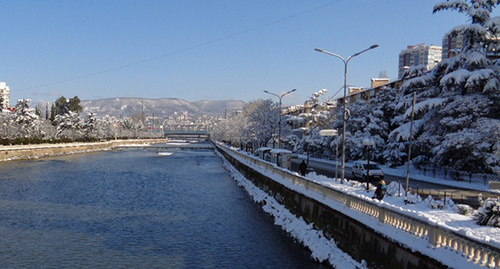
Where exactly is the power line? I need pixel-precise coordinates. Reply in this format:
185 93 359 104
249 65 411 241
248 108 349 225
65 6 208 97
19 0 342 91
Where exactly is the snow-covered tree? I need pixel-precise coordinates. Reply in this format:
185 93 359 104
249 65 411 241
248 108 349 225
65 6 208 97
54 111 83 140
211 99 282 149
240 99 280 147
11 99 44 139
299 89 333 129
393 0 500 174
82 112 102 140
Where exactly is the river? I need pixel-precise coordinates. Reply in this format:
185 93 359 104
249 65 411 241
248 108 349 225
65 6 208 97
0 147 328 268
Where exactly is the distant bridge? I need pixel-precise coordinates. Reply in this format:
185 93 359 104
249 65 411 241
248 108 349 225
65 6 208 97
162 123 211 139
163 130 210 139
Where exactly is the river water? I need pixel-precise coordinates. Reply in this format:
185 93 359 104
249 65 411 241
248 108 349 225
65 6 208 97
0 147 328 268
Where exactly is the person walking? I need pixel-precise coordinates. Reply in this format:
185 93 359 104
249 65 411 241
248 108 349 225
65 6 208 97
373 180 387 200
299 160 307 176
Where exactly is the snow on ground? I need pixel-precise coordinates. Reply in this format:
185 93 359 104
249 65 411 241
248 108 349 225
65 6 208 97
306 155 496 193
217 146 499 269
296 155 500 250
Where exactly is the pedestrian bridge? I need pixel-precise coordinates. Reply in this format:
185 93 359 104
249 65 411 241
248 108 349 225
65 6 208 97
163 123 210 139
163 130 210 139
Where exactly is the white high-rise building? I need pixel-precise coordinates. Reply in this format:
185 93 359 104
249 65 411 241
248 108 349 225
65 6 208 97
0 82 10 108
398 43 442 78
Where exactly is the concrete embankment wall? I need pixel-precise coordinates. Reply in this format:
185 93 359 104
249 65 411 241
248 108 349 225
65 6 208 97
215 144 445 269
0 139 169 161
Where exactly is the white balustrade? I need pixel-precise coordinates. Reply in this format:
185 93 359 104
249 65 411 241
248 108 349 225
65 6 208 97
216 144 500 268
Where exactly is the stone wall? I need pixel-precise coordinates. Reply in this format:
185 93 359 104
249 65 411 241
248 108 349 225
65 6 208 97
0 139 169 161
216 145 445 269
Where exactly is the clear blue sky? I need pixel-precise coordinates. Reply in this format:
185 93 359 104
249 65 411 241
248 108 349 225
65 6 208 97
2 0 498 106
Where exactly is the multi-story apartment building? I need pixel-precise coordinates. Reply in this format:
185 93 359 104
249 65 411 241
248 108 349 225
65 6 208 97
398 43 442 78
0 82 10 108
442 32 464 59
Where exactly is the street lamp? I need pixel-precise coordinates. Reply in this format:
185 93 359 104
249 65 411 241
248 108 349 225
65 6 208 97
315 44 378 184
263 89 296 149
363 138 375 191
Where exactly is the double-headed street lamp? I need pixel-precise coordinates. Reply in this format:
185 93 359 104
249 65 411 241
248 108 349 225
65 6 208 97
315 44 379 184
264 89 296 149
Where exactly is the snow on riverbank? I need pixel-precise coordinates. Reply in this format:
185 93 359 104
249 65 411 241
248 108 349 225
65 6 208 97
218 146 499 269
216 150 366 269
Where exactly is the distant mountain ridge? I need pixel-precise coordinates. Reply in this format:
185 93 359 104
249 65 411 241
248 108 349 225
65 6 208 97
81 97 245 118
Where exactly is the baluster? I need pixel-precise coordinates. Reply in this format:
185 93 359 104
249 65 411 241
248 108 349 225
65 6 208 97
411 222 416 234
416 223 421 236
445 233 452 248
488 253 499 268
474 247 481 263
442 234 448 248
388 215 393 226
378 208 386 223
456 239 464 254
468 246 476 261
463 243 470 258
452 238 458 252
481 250 489 266
445 236 451 249
436 233 443 248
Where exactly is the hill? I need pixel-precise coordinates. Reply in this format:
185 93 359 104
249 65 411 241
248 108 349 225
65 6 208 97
80 98 245 118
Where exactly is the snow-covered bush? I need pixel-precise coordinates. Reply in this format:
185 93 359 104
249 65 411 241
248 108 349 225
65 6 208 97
385 181 405 197
425 195 446 209
404 192 423 204
457 204 474 216
475 198 500 227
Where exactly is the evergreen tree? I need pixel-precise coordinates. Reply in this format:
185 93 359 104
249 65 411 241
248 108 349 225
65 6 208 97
68 96 83 113
45 103 49 120
11 99 42 139
55 96 69 116
54 96 82 116
394 0 500 174
50 103 56 123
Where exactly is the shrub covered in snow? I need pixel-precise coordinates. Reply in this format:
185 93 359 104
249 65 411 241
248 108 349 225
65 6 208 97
475 198 500 227
457 204 474 216
385 181 405 197
404 192 423 204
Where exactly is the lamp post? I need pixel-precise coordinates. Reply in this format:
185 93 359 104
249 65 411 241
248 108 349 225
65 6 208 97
363 138 375 191
264 89 296 149
315 44 378 184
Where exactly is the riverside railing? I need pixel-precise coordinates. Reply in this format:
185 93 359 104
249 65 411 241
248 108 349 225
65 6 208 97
216 144 500 269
